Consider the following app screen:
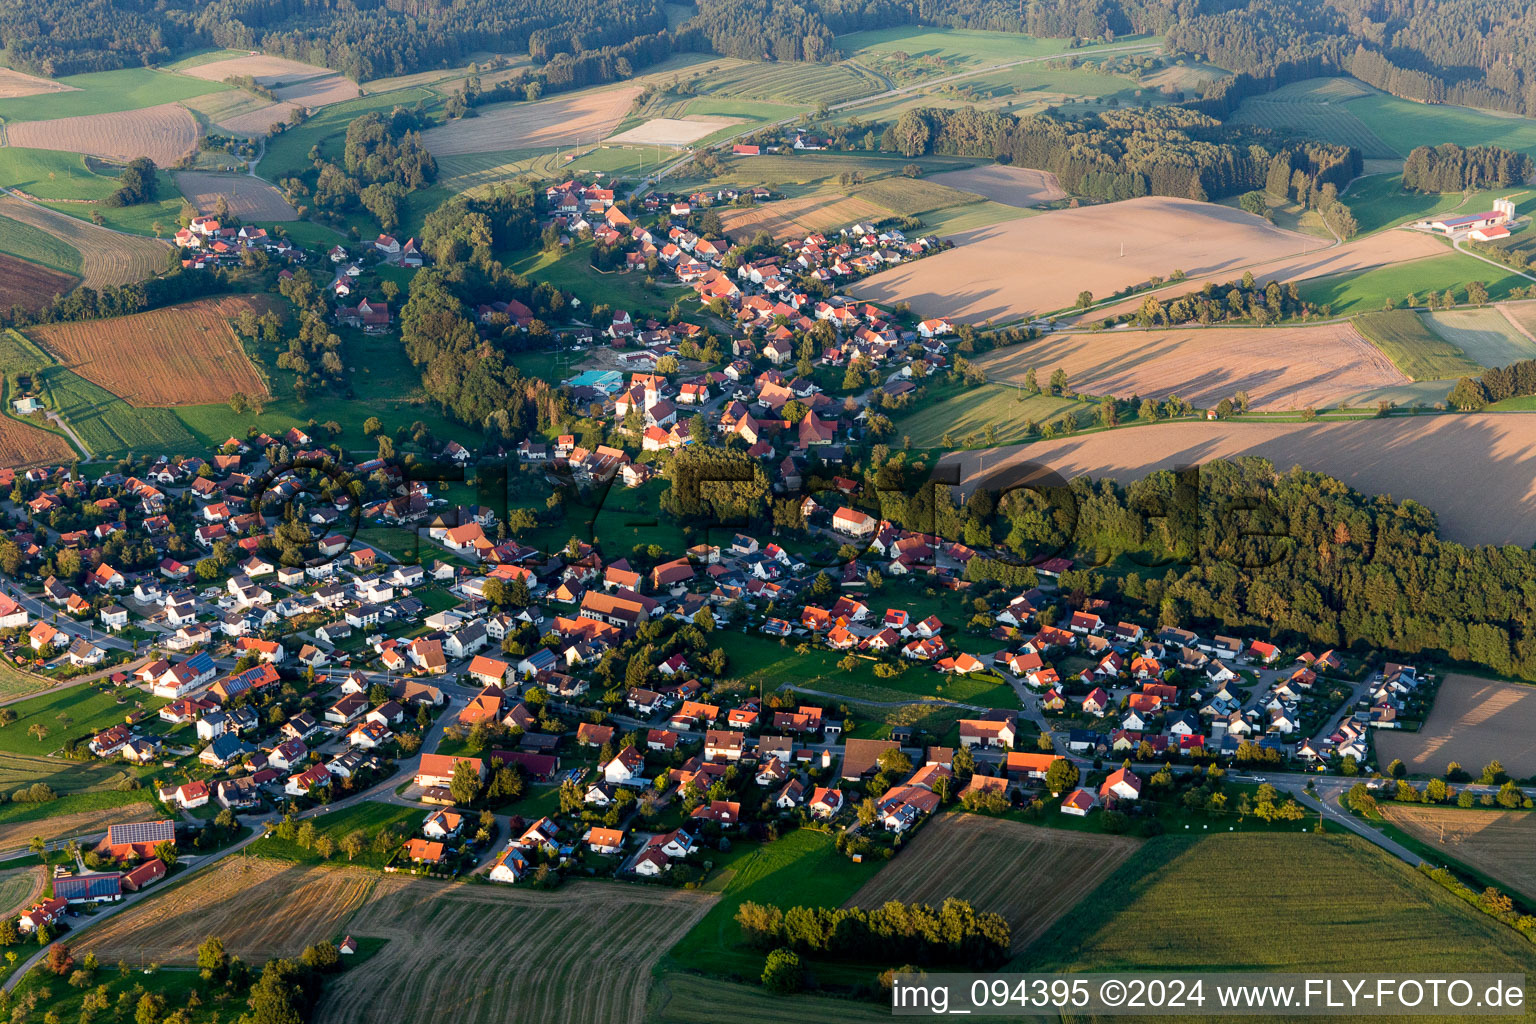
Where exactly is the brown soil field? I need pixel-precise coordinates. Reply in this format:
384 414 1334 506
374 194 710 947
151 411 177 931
926 165 1066 208
0 252 77 312
1088 230 1450 322
845 813 1138 952
607 116 739 146
421 86 641 156
274 73 362 107
5 103 199 166
1500 299 1536 341
179 55 333 88
0 866 42 918
0 801 155 853
977 323 1407 411
1376 674 1536 778
79 857 375 964
175 171 297 220
0 416 77 468
318 877 714 1024
944 413 1536 547
214 101 303 136
853 197 1330 323
181 90 303 137
0 69 76 99
28 295 272 406
1383 805 1536 901
0 195 167 289
720 193 892 241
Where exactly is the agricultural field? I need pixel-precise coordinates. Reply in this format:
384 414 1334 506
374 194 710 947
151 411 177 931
26 295 272 407
259 87 437 184
0 195 168 288
79 857 376 965
1231 77 1400 159
1502 299 1536 340
649 973 890 1024
945 413 1536 547
978 322 1406 411
0 751 149 796
694 60 882 105
176 54 334 88
855 197 1330 323
1084 228 1452 323
274 73 363 107
0 866 41 919
0 798 156 854
1352 311 1482 381
208 99 303 137
834 27 1106 83
4 103 198 166
320 878 714 1024
918 200 1036 236
607 116 739 146
893 382 1089 446
847 813 1138 952
0 212 82 275
0 68 226 122
1023 833 1536 976
925 165 1064 207
420 86 640 157
719 193 898 241
1343 174 1471 236
0 413 76 468
850 176 984 216
1383 806 1536 900
1347 89 1536 160
0 253 76 312
1297 252 1525 316
0 68 74 99
1376 674 1536 778
0 147 127 202
174 171 297 219
1422 308 1536 368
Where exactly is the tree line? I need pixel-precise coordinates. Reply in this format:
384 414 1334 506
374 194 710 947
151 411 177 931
1402 143 1534 193
735 897 1012 967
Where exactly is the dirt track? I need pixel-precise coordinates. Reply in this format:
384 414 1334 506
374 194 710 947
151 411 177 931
944 413 1536 547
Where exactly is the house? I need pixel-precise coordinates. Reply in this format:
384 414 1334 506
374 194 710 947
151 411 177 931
172 781 210 810
403 838 446 864
832 507 877 538
689 800 741 827
416 753 485 789
958 717 1016 749
19 897 67 933
1099 767 1142 802
587 827 625 855
122 858 166 892
1060 788 1098 816
102 820 175 860
602 745 646 786
422 809 464 839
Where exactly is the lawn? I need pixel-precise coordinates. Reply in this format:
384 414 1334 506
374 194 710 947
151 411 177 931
0 211 83 275
247 801 426 869
660 828 883 981
1354 310 1484 380
1020 832 1536 978
0 684 165 757
0 68 228 122
1297 253 1524 316
508 242 689 320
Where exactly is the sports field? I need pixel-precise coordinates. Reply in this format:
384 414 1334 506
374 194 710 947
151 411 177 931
321 878 714 1024
1384 806 1536 901
847 813 1138 952
854 197 1330 322
946 414 1536 547
978 322 1407 411
421 86 641 156
1376 674 1536 778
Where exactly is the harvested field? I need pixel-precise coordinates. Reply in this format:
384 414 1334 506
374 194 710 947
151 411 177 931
853 176 984 216
607 116 739 146
1376 674 1536 779
319 877 714 1024
4 103 198 166
1384 806 1536 901
27 295 271 407
1501 299 1536 340
274 73 362 107
926 165 1065 207
651 973 891 1024
0 415 75 468
78 857 375 964
846 813 1137 952
0 69 75 99
1356 310 1483 381
213 101 303 136
178 54 334 88
1087 229 1450 323
853 197 1330 323
181 90 303 136
977 323 1406 411
945 414 1536 547
0 801 154 853
174 171 297 220
1423 308 1536 368
0 252 76 312
421 86 641 156
0 866 41 919
719 192 891 241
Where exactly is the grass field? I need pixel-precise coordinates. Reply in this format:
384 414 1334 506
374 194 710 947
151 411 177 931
0 195 169 288
1422 307 1536 367
1298 253 1524 317
834 27 1116 84
1384 806 1536 902
1343 174 1473 235
0 212 82 274
1376 673 1536 778
697 60 882 105
0 148 123 201
0 793 155 853
247 801 425 870
322 878 714 1024
1231 77 1400 159
0 68 227 122
79 857 376 965
850 175 985 215
0 682 163 757
1348 89 1536 160
0 866 40 918
1022 832 1536 977
846 813 1138 952
509 242 688 318
893 381 1088 446
260 87 438 184
1351 310 1483 380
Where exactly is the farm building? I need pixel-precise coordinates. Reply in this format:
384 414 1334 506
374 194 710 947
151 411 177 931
101 820 176 860
1428 209 1509 235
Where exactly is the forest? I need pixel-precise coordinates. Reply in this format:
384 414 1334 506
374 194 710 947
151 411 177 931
1401 143 1535 193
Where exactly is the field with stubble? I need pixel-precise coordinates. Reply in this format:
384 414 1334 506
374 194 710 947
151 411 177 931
78 857 376 964
0 415 76 468
0 195 167 288
945 414 1536 547
421 86 641 156
853 197 1330 323
0 253 76 312
846 813 1138 952
719 193 892 241
977 323 1407 411
0 69 75 99
174 171 297 219
27 295 271 406
926 165 1065 207
1376 674 1536 778
178 54 332 87
5 104 199 166
1383 805 1536 901
319 877 714 1024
